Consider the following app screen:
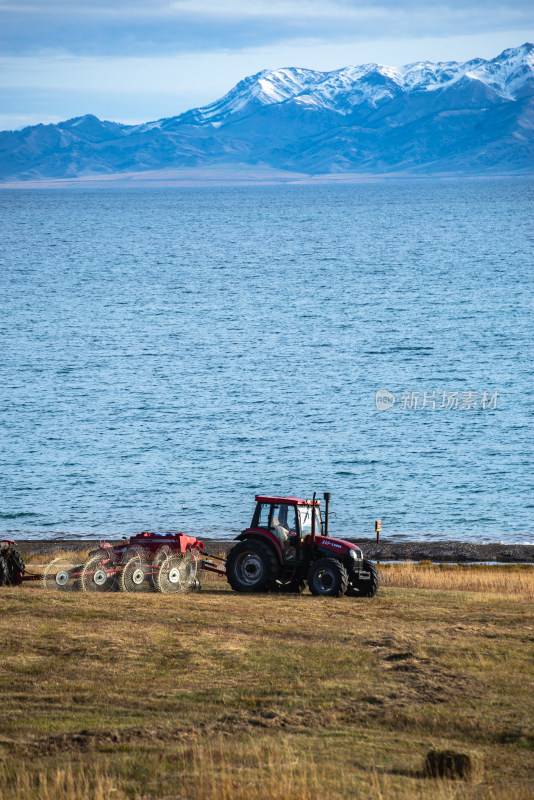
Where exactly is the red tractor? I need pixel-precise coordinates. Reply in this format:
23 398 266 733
226 493 379 597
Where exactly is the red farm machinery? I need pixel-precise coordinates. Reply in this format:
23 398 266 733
0 492 379 598
0 533 222 594
226 493 379 597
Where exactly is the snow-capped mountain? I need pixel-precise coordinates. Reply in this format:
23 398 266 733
172 67 328 127
172 42 533 126
1 44 533 181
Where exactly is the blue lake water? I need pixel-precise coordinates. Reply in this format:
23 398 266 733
0 181 532 543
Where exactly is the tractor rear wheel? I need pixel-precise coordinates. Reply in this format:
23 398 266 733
226 540 279 593
308 557 349 597
0 556 9 586
347 560 380 597
7 549 25 582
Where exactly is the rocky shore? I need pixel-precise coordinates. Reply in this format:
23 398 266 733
12 538 534 563
350 539 534 563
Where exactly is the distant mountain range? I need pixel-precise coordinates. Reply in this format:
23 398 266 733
1 43 533 182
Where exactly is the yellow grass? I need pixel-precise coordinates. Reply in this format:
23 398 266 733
1 737 533 800
0 765 124 800
380 562 534 599
22 549 91 568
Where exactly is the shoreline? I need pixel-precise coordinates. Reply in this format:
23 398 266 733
11 538 534 563
1 170 531 190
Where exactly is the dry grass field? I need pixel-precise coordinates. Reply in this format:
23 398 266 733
380 561 534 599
0 558 532 799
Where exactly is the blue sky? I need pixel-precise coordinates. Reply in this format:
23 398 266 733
1 0 533 130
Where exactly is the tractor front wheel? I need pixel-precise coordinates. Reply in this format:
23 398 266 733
347 560 380 597
308 557 349 597
226 540 279 593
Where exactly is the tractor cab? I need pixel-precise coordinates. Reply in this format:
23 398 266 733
250 496 322 557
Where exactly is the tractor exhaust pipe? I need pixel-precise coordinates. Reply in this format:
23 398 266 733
324 492 331 538
311 492 316 545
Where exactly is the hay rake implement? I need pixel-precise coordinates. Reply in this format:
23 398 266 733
1 533 226 594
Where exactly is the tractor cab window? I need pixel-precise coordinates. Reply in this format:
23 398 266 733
270 504 297 547
298 505 322 537
256 503 270 530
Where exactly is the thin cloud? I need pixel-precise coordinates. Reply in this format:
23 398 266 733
1 1 532 56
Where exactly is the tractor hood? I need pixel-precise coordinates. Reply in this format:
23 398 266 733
315 536 362 556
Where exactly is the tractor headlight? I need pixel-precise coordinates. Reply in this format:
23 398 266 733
349 550 358 560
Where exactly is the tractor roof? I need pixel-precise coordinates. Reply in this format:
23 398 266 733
255 495 320 506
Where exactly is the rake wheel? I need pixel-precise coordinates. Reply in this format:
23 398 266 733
185 549 200 591
119 554 152 593
155 553 198 594
121 545 147 564
42 557 79 591
80 553 118 592
88 546 114 558
149 545 172 589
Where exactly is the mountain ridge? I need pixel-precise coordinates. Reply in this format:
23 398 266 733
177 42 534 125
1 43 533 181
